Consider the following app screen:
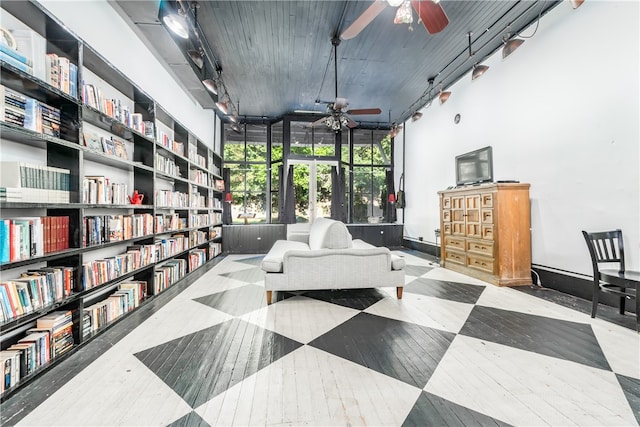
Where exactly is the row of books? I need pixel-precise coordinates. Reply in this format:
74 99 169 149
1 86 61 138
82 176 128 205
81 245 156 290
187 146 207 170
188 249 207 272
83 281 146 337
156 235 189 261
82 131 128 160
214 179 225 192
0 39 33 74
45 53 78 98
0 161 70 203
155 190 189 208
157 130 185 157
0 267 75 322
209 242 222 259
155 153 182 178
190 213 216 228
191 169 210 187
152 259 186 295
155 213 187 233
0 216 70 263
84 213 154 247
190 230 208 247
210 226 222 240
0 310 74 393
190 191 213 209
82 82 132 126
130 114 154 138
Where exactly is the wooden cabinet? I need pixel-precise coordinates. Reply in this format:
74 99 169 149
439 183 531 286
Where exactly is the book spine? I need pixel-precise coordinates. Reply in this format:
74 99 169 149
0 52 34 74
0 43 33 66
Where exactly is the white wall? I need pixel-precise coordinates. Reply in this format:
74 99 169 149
400 0 639 274
35 0 217 147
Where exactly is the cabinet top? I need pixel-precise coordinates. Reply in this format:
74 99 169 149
438 182 530 195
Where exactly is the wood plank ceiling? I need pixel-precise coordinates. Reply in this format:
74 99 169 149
111 0 561 127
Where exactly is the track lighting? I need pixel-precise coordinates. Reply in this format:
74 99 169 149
202 78 218 94
570 0 584 9
216 99 229 115
501 26 524 59
411 112 423 121
438 84 451 104
188 47 205 69
471 63 489 80
230 124 241 134
160 1 189 39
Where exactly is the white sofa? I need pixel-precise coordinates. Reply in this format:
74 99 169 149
260 218 405 304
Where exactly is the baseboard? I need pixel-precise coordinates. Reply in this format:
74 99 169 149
400 241 635 314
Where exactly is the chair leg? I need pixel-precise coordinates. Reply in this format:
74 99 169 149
619 289 626 314
266 291 272 305
591 280 599 318
396 286 403 299
635 288 639 333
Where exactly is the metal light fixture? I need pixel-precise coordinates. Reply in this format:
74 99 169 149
188 47 205 69
230 124 241 134
502 26 524 59
161 1 189 39
471 63 489 80
570 0 584 9
411 112 423 121
438 84 451 104
202 78 218 94
216 97 229 115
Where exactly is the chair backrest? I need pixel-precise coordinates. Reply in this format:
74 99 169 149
582 229 625 275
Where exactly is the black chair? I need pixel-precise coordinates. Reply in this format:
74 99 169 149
582 229 639 330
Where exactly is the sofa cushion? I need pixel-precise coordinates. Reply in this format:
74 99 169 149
308 218 353 250
352 239 406 270
261 239 310 273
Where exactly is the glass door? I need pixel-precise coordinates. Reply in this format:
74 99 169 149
289 160 338 223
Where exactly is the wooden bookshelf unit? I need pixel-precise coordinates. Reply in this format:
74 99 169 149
438 183 532 286
0 1 223 400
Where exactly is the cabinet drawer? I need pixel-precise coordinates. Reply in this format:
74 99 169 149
466 239 494 256
467 254 495 274
481 225 494 240
482 209 493 224
481 193 493 208
442 210 451 222
445 236 465 250
445 249 466 265
442 197 451 209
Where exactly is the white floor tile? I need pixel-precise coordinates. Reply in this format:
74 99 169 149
591 319 640 379
423 267 492 286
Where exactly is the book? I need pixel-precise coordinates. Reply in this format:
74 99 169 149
82 131 103 152
112 138 128 160
0 51 33 74
0 219 9 263
0 42 33 66
101 138 115 155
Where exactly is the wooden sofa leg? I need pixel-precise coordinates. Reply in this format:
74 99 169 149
266 291 273 305
396 286 403 299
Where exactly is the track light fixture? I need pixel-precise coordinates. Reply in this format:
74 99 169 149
216 98 229 115
501 26 524 59
411 112 423 121
202 78 219 95
160 1 190 39
438 84 451 104
570 0 584 9
471 63 489 80
188 47 205 69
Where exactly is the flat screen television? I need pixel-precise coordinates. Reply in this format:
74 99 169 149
455 146 493 186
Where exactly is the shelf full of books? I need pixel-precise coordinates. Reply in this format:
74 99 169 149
0 0 225 401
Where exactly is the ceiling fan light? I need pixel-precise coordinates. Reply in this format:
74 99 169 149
216 100 229 115
439 91 451 104
163 13 189 39
411 112 423 122
472 63 489 80
502 38 524 59
188 49 204 69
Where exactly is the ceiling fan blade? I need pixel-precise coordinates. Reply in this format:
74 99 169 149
310 116 329 127
346 107 382 115
412 0 449 34
345 117 359 129
341 0 388 40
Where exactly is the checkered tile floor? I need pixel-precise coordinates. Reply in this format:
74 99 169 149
12 252 640 426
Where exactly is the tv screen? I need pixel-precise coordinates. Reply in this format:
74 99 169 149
455 146 493 186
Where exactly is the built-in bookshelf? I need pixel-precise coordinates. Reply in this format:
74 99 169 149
0 1 224 400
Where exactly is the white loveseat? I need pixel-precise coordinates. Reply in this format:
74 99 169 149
260 218 405 304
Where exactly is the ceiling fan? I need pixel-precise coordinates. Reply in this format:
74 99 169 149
341 0 449 40
311 37 382 131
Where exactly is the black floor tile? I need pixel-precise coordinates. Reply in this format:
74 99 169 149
309 312 455 388
459 306 611 370
167 411 211 427
402 391 513 427
301 288 387 310
405 277 485 304
134 318 303 408
617 374 640 425
193 284 267 316
403 264 434 277
218 266 265 283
